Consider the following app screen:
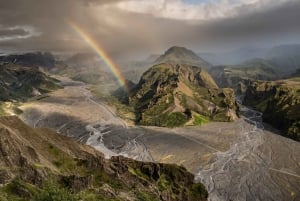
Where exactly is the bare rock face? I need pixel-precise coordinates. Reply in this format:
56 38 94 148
0 116 208 201
129 63 239 127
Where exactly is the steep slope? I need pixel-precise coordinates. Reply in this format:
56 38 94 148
0 116 207 201
209 59 280 93
244 77 300 141
155 47 211 69
0 63 60 102
129 63 238 127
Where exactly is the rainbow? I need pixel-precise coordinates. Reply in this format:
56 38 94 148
66 20 127 89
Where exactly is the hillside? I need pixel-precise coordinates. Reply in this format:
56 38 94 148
128 63 238 127
155 47 211 69
209 59 280 93
0 116 208 201
244 77 300 141
0 63 60 102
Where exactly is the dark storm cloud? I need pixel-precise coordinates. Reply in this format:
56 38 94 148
0 0 299 58
0 27 29 39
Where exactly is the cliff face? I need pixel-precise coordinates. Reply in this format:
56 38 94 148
0 116 208 201
244 79 300 141
129 63 238 127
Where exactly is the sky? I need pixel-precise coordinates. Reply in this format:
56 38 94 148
0 0 299 59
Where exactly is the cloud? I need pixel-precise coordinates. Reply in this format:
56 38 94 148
0 26 41 41
0 0 299 58
116 0 293 21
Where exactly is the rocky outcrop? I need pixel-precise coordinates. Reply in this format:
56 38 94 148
128 63 238 127
0 116 208 201
244 79 300 141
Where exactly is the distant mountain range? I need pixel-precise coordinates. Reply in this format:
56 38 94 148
0 52 56 69
199 44 300 74
209 59 280 93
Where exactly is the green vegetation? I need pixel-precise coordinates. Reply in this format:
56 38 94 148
47 144 80 173
163 112 188 127
33 180 79 201
193 114 209 125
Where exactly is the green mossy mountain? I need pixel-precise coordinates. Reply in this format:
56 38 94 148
244 77 300 141
209 59 280 93
0 63 61 102
0 116 208 201
128 63 238 127
155 46 211 69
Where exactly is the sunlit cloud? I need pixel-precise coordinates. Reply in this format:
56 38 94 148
116 0 294 20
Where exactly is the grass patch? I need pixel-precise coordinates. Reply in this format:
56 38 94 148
48 144 78 172
193 114 209 126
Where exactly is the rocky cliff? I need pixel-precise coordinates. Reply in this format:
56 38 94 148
244 78 300 141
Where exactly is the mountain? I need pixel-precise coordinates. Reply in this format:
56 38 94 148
243 76 300 141
0 52 56 70
128 63 238 127
0 63 60 102
52 53 116 86
0 116 208 201
155 47 211 69
266 44 300 73
64 52 103 69
209 59 280 93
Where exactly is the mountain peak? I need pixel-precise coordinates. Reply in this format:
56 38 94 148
128 63 238 127
155 46 211 68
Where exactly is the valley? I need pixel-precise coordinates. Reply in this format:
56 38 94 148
18 76 300 201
